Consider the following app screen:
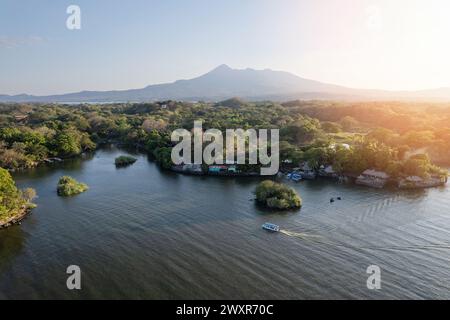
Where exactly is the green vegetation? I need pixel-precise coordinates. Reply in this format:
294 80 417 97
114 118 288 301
255 180 302 210
298 139 447 180
0 115 95 170
0 168 36 224
213 97 246 108
0 100 449 182
115 155 137 167
57 176 88 197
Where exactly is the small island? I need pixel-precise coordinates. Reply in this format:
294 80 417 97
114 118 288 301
57 176 88 197
115 155 137 167
255 180 302 210
0 168 37 229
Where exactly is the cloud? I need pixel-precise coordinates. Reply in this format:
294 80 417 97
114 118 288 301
0 36 44 49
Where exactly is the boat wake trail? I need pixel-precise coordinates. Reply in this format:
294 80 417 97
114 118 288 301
279 230 322 240
279 230 450 252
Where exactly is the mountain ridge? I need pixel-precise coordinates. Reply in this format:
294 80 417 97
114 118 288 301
1 65 450 102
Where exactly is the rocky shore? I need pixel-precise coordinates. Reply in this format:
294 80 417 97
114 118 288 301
0 207 31 230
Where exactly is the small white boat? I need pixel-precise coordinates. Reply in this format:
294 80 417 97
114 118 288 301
287 172 302 182
262 223 280 232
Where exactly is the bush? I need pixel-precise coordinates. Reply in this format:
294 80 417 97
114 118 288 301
115 155 137 167
255 180 302 210
153 147 173 169
57 176 88 197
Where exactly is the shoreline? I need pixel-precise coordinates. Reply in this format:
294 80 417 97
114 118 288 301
9 143 448 191
170 166 447 190
0 207 32 230
170 166 262 177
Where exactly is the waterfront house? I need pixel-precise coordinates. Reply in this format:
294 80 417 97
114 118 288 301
319 165 339 178
14 114 28 122
356 169 390 188
298 162 316 179
182 164 203 173
172 163 203 174
208 165 228 173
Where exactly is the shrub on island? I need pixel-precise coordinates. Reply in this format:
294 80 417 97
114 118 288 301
255 180 302 210
115 155 137 167
57 176 88 197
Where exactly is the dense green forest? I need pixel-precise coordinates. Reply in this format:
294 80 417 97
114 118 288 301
0 100 449 181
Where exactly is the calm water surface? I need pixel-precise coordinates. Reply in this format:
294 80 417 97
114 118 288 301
1 146 450 299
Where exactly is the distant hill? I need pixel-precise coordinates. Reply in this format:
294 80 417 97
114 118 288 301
1 64 450 102
214 97 247 108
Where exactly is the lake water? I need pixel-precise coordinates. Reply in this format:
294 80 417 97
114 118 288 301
1 146 450 299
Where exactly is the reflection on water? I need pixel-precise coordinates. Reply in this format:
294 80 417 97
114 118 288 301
0 227 26 272
1 146 450 299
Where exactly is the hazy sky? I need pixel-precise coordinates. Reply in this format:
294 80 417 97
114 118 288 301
1 0 450 95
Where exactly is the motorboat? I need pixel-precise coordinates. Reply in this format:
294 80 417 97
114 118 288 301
262 223 280 232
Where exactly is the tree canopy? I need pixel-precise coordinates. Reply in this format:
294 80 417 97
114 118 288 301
0 100 449 179
0 168 36 221
255 180 302 210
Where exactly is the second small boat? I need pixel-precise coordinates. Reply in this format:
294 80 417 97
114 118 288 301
287 173 302 182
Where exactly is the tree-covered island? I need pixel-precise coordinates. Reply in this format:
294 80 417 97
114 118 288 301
255 180 302 210
115 155 137 167
57 176 89 197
